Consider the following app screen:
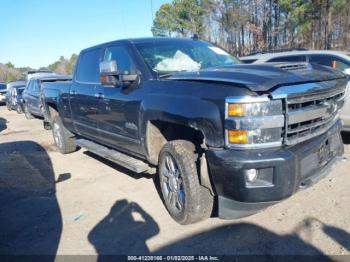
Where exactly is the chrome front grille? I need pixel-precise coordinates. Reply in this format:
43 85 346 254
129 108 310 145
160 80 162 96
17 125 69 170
272 80 348 146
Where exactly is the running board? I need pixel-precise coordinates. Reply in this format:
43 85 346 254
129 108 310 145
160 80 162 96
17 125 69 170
75 139 152 173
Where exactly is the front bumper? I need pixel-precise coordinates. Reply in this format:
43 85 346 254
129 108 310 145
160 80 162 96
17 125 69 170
207 120 344 218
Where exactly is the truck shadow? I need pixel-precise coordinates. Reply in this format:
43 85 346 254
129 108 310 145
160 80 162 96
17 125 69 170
89 199 350 260
0 117 7 133
88 199 160 259
0 141 62 258
153 220 346 258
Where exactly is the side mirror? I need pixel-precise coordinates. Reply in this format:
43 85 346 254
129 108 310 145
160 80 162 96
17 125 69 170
344 68 350 76
99 60 138 87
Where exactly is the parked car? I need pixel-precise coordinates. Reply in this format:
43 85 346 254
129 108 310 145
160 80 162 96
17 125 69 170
22 75 71 119
240 50 350 131
0 82 7 105
42 37 347 225
240 50 350 73
26 69 57 81
5 80 26 113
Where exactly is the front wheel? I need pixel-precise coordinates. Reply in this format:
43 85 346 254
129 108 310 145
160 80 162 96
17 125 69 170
52 115 77 154
158 140 213 225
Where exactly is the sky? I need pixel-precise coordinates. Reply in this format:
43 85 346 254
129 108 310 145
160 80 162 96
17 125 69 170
0 0 170 68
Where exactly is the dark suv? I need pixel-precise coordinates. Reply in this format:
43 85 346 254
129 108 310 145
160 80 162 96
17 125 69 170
0 83 7 105
5 81 26 113
22 75 71 119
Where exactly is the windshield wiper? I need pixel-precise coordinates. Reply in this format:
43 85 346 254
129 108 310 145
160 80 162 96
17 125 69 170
158 73 174 79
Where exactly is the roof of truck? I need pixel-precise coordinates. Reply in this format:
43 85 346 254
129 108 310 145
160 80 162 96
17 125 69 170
81 37 204 52
30 75 72 81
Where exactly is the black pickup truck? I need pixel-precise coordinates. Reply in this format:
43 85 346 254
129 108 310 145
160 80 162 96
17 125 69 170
42 37 348 224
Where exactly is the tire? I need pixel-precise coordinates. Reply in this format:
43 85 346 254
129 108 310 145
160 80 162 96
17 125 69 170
23 103 34 119
16 104 23 114
51 115 77 154
6 102 11 111
158 140 213 225
43 121 52 130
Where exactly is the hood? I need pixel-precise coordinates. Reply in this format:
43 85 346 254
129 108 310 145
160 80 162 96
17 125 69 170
166 63 346 92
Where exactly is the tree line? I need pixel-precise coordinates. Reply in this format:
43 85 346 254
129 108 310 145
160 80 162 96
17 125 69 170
152 0 350 56
0 54 77 82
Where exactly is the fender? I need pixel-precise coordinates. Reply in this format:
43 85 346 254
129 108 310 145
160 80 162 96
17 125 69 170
140 94 224 148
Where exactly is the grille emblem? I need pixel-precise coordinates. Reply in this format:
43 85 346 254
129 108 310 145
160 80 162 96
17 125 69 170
323 101 337 118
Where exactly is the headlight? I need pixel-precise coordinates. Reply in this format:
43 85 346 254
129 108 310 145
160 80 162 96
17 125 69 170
225 96 284 149
227 99 282 117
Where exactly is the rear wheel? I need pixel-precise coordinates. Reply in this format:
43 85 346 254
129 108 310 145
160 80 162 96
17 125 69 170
16 104 23 114
52 115 77 154
158 140 213 225
6 102 11 111
23 103 34 119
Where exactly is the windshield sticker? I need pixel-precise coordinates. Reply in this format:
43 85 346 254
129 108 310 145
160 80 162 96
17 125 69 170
154 50 201 72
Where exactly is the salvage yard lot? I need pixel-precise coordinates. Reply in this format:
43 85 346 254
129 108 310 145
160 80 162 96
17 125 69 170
0 106 349 256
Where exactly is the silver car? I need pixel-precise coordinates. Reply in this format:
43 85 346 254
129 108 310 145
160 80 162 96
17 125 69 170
240 50 350 130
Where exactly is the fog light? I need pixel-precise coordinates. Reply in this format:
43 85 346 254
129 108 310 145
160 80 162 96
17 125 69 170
245 169 257 183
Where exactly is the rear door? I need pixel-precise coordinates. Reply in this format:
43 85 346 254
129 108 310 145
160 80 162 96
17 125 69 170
69 48 102 140
30 80 41 115
24 80 40 115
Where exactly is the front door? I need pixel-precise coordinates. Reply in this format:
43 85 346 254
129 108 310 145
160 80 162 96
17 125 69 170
95 45 142 155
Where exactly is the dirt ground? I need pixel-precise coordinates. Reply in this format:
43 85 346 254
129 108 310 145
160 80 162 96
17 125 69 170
0 106 349 258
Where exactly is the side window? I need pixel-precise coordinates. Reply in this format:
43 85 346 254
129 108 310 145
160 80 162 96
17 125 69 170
104 46 135 73
33 81 39 92
309 55 350 71
26 81 33 91
268 55 306 63
76 49 101 83
309 55 332 67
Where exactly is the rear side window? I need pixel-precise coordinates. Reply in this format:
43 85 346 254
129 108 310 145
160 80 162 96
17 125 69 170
76 49 101 83
104 46 135 73
268 55 306 63
26 80 33 91
0 84 6 90
33 80 39 92
309 55 350 71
